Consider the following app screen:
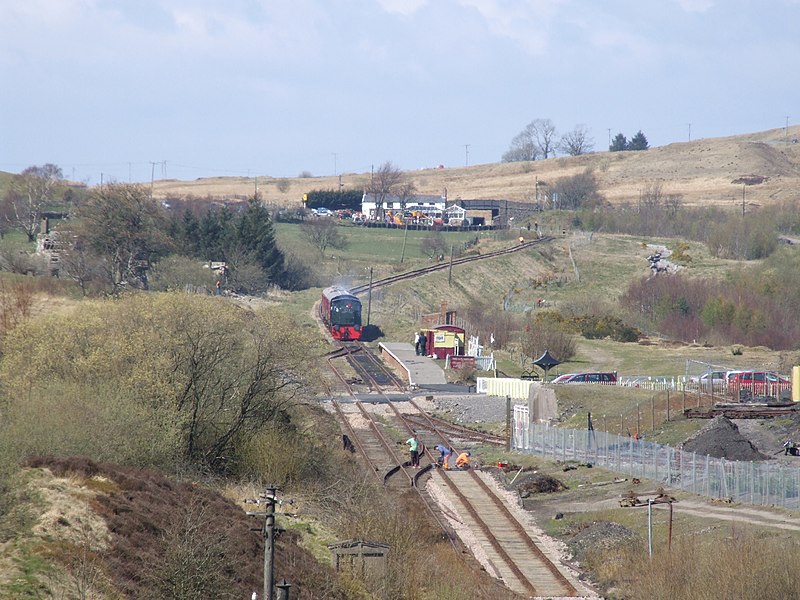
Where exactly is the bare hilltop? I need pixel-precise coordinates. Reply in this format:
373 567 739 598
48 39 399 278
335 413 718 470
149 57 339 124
152 126 800 209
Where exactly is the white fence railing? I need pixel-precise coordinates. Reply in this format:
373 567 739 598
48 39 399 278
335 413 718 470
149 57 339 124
619 376 684 391
512 413 800 510
477 377 534 400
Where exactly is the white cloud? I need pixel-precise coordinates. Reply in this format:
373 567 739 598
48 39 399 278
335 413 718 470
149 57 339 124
457 0 566 55
674 0 714 13
376 0 429 16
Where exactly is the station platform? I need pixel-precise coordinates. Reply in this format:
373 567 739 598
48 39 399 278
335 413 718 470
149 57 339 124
379 342 447 388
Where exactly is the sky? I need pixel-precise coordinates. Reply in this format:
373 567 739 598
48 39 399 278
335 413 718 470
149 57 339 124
1 0 798 185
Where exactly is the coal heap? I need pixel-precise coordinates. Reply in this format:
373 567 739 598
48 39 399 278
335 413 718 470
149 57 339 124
682 416 770 461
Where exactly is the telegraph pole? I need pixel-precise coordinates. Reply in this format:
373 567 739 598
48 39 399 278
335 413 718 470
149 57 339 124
400 222 409 264
246 485 280 600
367 266 373 326
448 244 454 286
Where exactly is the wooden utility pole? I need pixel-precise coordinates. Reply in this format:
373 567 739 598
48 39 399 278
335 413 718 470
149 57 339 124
506 396 512 452
448 244 454 286
246 485 280 600
742 184 746 217
400 224 409 264
367 267 373 326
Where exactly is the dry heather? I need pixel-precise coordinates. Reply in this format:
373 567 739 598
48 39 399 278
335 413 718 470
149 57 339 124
152 126 800 209
10 457 347 600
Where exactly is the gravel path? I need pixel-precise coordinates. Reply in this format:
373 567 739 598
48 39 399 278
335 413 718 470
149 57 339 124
417 392 509 425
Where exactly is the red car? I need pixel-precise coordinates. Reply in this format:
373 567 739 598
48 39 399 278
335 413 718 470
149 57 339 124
727 370 790 400
551 372 618 384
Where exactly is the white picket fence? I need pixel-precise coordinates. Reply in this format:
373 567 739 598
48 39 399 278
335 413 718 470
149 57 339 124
618 376 685 391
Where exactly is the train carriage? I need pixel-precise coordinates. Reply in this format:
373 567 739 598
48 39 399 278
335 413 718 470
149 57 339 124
321 286 363 340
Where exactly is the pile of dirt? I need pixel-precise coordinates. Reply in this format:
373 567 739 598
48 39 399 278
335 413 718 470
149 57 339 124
565 521 640 565
512 472 568 498
681 416 770 461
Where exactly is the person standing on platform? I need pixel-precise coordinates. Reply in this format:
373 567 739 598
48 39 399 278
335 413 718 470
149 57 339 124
419 332 427 356
414 332 421 355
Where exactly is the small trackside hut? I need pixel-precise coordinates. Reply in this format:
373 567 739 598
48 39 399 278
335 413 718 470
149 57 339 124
421 325 466 360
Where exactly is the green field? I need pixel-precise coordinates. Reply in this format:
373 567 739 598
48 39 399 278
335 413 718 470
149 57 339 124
276 221 484 263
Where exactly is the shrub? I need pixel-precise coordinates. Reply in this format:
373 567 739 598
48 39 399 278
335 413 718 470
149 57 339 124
520 315 577 362
0 294 317 473
148 256 217 292
578 315 641 342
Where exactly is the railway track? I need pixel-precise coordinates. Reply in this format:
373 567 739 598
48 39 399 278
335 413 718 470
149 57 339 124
349 236 553 295
327 348 585 597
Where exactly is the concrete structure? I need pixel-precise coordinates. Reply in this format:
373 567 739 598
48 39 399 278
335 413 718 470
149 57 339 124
379 342 447 388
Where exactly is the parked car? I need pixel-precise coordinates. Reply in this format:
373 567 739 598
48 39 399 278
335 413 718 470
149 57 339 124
312 207 333 216
551 372 618 384
727 370 791 401
689 370 728 390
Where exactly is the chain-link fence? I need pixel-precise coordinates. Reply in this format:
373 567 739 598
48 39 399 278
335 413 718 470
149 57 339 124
512 406 800 509
684 360 792 403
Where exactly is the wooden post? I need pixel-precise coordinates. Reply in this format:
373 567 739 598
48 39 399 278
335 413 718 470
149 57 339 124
651 396 655 431
637 405 641 436
668 502 674 552
506 396 512 452
448 244 454 286
666 390 670 422
277 580 292 600
400 223 409 264
366 267 373 326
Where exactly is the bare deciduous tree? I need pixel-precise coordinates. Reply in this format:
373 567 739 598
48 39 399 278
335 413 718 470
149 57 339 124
71 183 171 293
300 217 348 257
530 118 558 159
502 130 539 162
551 169 604 209
420 231 448 260
396 180 417 213
366 161 404 219
559 124 594 156
502 118 558 162
56 233 106 296
4 163 63 241
519 318 576 365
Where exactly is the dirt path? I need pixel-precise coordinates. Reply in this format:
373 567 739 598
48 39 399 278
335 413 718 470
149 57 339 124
528 488 800 533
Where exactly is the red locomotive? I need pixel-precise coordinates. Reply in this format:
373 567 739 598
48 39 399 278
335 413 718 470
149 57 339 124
320 286 363 340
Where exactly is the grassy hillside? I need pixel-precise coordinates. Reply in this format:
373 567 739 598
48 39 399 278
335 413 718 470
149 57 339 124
152 126 800 209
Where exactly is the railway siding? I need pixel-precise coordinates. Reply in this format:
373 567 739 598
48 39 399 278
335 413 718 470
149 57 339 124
428 469 594 599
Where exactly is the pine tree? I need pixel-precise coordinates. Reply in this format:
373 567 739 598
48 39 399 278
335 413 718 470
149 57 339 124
609 133 628 152
628 130 649 151
233 198 285 284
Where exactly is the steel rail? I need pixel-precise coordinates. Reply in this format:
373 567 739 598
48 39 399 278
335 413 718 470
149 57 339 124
401 398 578 596
350 236 553 295
330 399 382 483
327 357 413 486
349 342 407 391
403 413 504 446
383 399 539 595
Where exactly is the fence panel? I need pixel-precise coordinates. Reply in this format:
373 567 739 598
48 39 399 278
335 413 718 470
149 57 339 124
512 411 800 510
